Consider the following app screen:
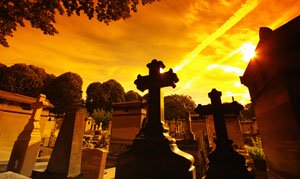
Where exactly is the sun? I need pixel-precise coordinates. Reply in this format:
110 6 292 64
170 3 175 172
240 42 256 62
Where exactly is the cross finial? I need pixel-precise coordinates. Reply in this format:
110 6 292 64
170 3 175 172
134 59 178 92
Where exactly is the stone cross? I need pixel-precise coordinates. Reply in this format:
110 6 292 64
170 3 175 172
195 89 243 145
134 59 179 138
195 89 253 178
7 94 49 176
116 59 195 179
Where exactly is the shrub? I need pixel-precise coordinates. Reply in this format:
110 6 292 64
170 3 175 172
245 137 265 160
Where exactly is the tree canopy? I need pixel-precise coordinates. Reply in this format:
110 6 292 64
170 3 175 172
86 79 126 113
0 63 44 97
125 90 142 102
0 0 158 47
46 72 83 114
102 79 126 110
164 94 196 120
86 82 106 114
91 108 112 129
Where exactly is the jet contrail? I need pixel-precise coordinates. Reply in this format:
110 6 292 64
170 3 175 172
173 0 260 72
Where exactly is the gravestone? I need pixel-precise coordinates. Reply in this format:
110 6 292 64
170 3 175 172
81 148 107 179
7 94 49 177
195 89 253 179
183 112 196 141
116 59 195 178
32 109 85 179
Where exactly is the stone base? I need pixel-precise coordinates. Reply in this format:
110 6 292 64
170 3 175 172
116 136 195 179
204 141 254 179
0 171 31 179
177 139 205 179
31 170 84 179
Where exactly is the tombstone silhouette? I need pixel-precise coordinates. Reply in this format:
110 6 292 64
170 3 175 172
116 59 195 178
195 89 254 179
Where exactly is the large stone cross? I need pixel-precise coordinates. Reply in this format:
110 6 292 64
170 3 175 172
134 59 179 138
195 89 243 145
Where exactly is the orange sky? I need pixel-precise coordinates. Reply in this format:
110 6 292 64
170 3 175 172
1 0 299 105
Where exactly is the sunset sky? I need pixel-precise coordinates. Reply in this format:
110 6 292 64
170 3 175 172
1 0 299 105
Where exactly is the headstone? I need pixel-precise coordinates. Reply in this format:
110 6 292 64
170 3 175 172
7 94 49 177
184 112 196 141
195 89 253 179
116 59 195 178
32 109 85 179
81 148 107 179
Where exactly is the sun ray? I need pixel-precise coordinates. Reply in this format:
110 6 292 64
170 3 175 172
173 0 260 72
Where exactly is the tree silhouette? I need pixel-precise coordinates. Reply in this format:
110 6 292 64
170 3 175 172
0 0 158 47
125 90 141 101
102 79 125 110
86 82 106 114
164 94 196 120
85 79 126 112
46 72 83 114
0 63 44 97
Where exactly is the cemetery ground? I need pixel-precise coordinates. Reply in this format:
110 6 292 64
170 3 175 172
0 63 268 179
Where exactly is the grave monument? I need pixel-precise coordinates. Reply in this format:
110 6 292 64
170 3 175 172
7 94 49 177
241 16 300 178
116 59 195 178
195 89 253 179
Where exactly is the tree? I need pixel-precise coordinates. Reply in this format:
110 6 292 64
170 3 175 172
86 82 106 114
125 90 141 101
46 72 83 114
0 63 44 97
0 63 7 79
91 108 112 129
164 94 196 120
240 103 255 121
102 79 125 110
0 0 158 47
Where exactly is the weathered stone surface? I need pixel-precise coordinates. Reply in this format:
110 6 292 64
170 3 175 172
81 148 107 179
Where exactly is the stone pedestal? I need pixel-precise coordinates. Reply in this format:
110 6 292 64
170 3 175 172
117 136 195 179
7 94 48 177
